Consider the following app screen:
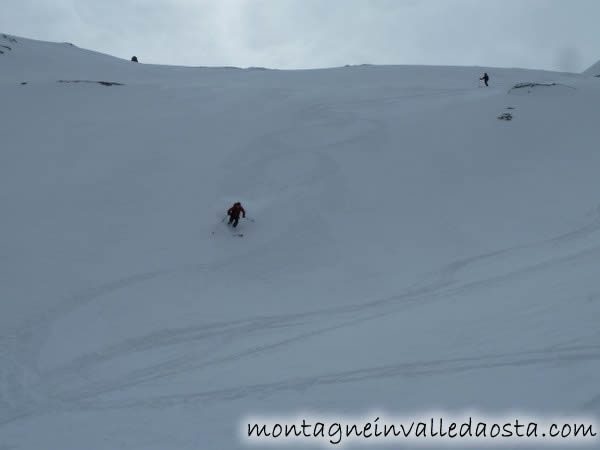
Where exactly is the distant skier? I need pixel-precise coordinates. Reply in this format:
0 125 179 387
480 72 489 87
227 202 246 228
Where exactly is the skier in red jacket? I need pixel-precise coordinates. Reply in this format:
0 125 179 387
227 202 246 228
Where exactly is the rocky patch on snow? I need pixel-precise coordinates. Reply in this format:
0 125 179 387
57 80 124 87
508 81 575 95
1 33 17 43
0 34 16 54
512 82 558 89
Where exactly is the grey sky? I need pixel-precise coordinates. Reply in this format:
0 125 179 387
1 0 599 71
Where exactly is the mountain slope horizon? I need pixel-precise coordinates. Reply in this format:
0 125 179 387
4 31 595 74
584 59 600 76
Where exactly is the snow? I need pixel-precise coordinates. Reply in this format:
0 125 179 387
1 33 600 449
583 59 600 76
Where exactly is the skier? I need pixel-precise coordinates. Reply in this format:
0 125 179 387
227 202 246 228
480 72 489 87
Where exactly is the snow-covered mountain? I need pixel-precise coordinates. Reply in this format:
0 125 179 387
1 33 600 449
584 59 600 76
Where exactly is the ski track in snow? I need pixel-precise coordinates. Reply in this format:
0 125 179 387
3 202 600 425
77 343 600 410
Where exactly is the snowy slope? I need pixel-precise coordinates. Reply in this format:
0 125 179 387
584 59 600 76
1 33 600 449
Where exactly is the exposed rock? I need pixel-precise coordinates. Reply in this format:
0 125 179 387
1 34 17 43
58 80 124 87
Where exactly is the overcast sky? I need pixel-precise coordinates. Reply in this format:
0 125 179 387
1 0 599 71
